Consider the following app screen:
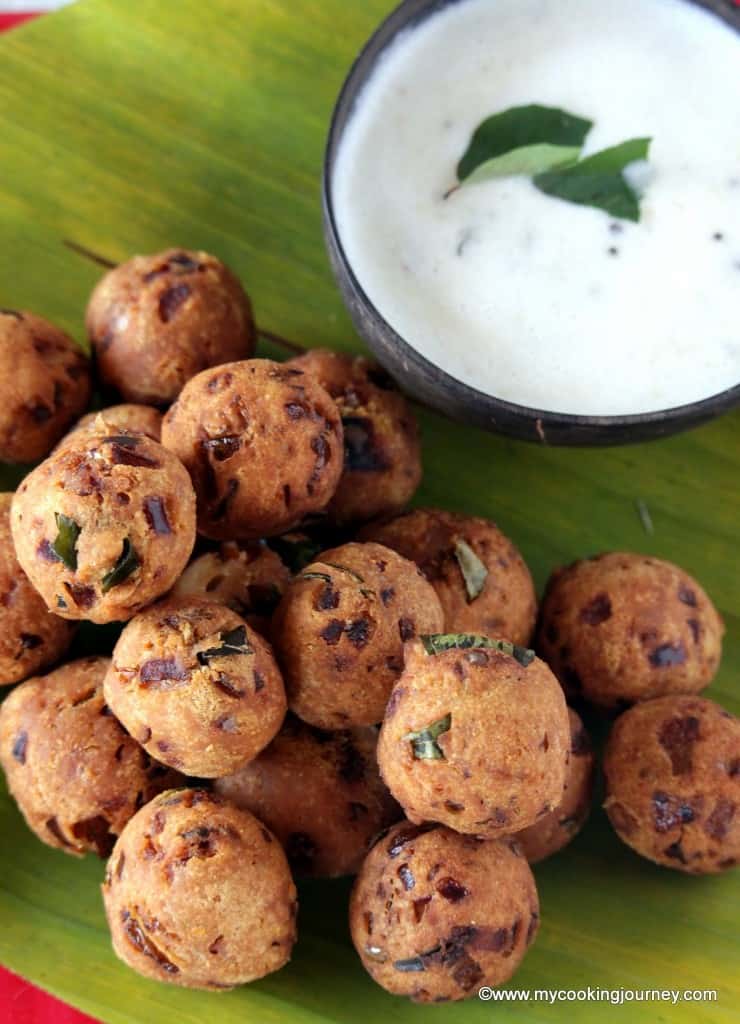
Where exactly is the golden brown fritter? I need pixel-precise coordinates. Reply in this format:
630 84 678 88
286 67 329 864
377 635 569 837
102 788 297 989
104 598 286 777
215 716 399 877
11 432 196 624
515 708 595 863
171 541 290 635
359 508 536 645
0 309 91 463
537 553 724 710
0 657 181 856
86 249 255 405
349 822 539 1002
286 349 421 524
0 493 75 686
161 359 344 541
603 695 740 874
272 542 444 729
59 404 163 449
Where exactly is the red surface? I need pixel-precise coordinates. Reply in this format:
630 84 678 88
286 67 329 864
0 970 98 1024
0 12 39 31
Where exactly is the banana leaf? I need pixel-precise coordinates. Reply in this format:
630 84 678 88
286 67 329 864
0 2 738 1021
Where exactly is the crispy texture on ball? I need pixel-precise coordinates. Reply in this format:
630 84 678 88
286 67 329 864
11 433 196 624
349 822 539 1002
161 359 344 541
359 508 536 646
86 249 255 405
0 493 75 686
603 696 740 874
536 553 724 710
285 349 421 525
215 716 400 877
377 638 569 837
515 708 595 863
102 788 297 989
59 405 163 449
272 542 444 729
0 310 91 463
171 541 290 635
0 657 181 856
104 598 286 777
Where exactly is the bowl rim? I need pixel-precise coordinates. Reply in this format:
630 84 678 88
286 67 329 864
321 0 740 443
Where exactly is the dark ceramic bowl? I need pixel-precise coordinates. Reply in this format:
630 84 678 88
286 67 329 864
322 0 740 446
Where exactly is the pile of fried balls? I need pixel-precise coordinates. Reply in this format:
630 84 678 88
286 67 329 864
0 249 737 1003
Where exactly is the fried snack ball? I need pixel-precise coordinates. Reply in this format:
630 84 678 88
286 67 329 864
0 309 91 463
285 348 421 525
215 716 400 878
102 788 297 990
86 249 255 406
0 657 182 857
104 598 286 777
11 433 196 624
171 541 291 635
359 508 537 645
536 553 724 711
59 404 163 449
603 696 740 874
378 637 569 837
0 493 75 686
515 709 595 863
161 359 344 541
272 542 444 729
349 821 539 1003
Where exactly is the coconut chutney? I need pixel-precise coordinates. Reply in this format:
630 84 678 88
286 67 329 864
332 0 740 415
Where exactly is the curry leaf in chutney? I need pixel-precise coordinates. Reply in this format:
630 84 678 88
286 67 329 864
534 137 652 222
455 104 593 185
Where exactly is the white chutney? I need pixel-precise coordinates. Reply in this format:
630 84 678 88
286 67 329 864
332 0 740 415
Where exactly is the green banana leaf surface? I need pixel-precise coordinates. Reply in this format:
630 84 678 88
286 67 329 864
0 2 738 1021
